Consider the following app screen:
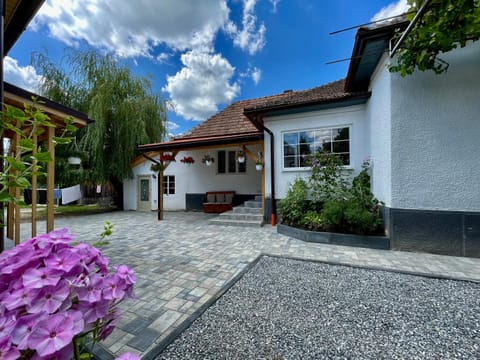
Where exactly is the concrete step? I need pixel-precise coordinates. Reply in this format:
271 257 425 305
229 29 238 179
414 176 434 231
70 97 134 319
244 200 262 208
217 212 264 222
233 206 262 215
208 218 263 227
254 195 263 202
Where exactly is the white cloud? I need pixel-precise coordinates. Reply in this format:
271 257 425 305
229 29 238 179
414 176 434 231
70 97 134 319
34 0 230 57
163 51 240 121
226 0 266 55
3 56 43 92
251 67 261 85
371 0 410 22
31 0 272 122
156 52 172 64
168 121 180 131
269 0 281 13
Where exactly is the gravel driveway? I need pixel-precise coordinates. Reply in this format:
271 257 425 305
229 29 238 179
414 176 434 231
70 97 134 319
157 256 480 360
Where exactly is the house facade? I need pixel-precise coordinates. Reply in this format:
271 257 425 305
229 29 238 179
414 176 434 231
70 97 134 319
129 20 480 257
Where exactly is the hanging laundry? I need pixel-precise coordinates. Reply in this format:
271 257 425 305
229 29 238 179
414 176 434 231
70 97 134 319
54 189 62 200
61 185 82 205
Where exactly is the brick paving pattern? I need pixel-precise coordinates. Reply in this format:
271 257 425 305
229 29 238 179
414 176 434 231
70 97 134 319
12 211 480 358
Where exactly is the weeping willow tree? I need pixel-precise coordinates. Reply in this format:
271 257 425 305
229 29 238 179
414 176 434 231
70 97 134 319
33 50 167 208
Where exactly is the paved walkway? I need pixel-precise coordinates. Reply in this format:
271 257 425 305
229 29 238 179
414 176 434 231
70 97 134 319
11 211 480 358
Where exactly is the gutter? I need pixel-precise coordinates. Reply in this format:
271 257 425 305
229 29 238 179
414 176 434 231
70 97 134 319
245 113 277 226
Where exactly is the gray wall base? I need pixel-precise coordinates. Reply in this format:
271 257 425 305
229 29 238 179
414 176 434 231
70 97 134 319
277 223 390 250
387 208 480 258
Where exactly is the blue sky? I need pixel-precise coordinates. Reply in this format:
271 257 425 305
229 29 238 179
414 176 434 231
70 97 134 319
5 0 408 137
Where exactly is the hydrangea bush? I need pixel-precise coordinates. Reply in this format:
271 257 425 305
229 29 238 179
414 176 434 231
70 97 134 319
0 228 136 359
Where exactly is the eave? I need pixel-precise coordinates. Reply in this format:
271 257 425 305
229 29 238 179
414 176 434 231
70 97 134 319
244 92 371 118
344 20 409 92
137 132 264 153
4 0 45 54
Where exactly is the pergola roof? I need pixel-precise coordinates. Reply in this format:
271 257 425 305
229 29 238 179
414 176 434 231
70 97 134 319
3 82 93 138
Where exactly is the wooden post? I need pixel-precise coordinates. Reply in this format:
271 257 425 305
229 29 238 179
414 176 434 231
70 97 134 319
46 127 55 232
31 132 37 237
13 125 20 245
158 168 164 220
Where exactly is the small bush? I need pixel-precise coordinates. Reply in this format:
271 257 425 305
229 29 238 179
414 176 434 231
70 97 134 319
300 210 324 231
278 178 308 226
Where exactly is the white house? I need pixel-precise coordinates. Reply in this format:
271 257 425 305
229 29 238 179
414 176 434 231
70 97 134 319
127 20 480 257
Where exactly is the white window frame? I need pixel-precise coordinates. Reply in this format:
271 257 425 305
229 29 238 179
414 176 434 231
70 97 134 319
163 175 175 195
217 150 247 175
281 125 351 171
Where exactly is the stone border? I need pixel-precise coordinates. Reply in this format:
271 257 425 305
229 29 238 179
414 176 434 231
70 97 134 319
277 223 390 250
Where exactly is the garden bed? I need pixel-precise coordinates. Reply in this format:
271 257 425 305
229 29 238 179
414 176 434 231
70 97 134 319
277 223 390 250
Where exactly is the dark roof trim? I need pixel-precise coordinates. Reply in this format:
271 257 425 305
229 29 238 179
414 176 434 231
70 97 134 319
344 20 409 92
244 92 371 116
4 0 45 54
138 133 264 153
4 82 93 123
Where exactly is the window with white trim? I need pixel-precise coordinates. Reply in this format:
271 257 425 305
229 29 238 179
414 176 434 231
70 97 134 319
283 126 350 169
163 175 175 195
217 150 246 174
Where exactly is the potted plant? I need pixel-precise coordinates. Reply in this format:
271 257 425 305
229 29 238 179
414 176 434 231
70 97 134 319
255 159 263 171
180 156 195 165
237 150 245 163
160 153 176 164
202 154 214 166
150 163 163 172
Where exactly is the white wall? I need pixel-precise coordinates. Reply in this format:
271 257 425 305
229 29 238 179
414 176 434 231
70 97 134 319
264 105 369 199
124 147 263 211
390 41 480 211
366 53 393 207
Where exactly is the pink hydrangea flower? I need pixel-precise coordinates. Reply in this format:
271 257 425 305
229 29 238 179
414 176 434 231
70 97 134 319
115 352 141 360
22 267 63 289
28 313 79 357
11 312 47 350
0 337 20 360
0 228 135 359
28 281 71 314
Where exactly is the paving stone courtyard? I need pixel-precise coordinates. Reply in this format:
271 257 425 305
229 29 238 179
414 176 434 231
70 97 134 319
12 210 480 358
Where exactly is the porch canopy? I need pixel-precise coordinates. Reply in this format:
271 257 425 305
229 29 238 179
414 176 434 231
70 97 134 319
137 100 265 220
3 82 92 244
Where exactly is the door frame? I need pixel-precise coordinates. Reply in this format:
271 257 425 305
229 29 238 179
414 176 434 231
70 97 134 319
137 175 152 211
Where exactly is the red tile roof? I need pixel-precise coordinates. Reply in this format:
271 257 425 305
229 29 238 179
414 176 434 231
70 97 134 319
243 79 369 113
176 79 368 141
138 79 369 152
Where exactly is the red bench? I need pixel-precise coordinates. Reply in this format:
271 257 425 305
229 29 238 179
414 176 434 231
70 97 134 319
203 191 235 213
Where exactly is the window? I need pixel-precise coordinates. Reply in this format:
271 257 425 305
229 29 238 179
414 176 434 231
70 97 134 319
217 150 246 174
283 127 350 168
163 175 175 195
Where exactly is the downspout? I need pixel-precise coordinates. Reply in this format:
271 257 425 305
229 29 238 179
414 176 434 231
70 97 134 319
248 114 276 226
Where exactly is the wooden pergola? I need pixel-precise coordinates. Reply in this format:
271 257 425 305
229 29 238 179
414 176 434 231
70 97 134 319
2 82 91 244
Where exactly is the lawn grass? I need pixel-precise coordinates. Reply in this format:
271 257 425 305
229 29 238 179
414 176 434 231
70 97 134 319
19 203 117 221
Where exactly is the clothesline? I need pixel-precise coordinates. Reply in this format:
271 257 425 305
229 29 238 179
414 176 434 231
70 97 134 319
23 184 83 205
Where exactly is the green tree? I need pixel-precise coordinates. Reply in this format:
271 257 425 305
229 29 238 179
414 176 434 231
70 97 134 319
390 0 480 76
33 50 168 207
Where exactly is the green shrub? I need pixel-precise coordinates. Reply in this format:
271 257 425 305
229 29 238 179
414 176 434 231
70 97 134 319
278 178 308 226
300 210 324 231
320 200 347 233
319 159 384 235
308 151 348 203
344 200 383 235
